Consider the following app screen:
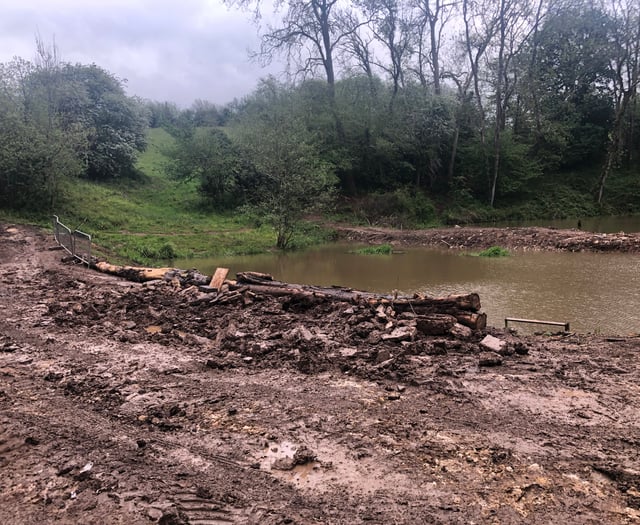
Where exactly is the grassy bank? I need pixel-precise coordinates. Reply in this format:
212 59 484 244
2 129 330 265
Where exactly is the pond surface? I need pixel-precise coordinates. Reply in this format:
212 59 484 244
490 214 640 233
174 244 640 336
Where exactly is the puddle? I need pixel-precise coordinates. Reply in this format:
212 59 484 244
256 440 425 496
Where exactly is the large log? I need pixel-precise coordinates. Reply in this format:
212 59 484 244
94 262 209 286
235 272 482 312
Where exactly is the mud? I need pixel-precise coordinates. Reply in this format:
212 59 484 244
2 223 640 524
336 224 640 253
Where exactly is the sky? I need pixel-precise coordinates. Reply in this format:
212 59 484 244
0 0 278 107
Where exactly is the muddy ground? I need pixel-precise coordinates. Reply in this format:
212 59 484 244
336 224 640 253
2 223 640 524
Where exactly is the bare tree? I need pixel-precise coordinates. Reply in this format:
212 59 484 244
411 0 458 94
597 0 640 203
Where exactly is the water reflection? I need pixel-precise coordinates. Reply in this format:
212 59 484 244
174 245 640 336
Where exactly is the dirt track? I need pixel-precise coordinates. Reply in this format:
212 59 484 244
2 223 640 524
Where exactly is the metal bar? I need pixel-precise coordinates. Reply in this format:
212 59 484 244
73 230 92 267
505 317 570 331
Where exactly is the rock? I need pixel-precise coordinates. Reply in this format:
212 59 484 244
293 446 316 465
479 334 507 353
376 348 392 363
382 326 416 342
339 347 358 358
75 462 93 481
272 457 296 471
147 507 163 521
478 351 503 367
366 331 382 344
450 323 473 340
513 342 529 355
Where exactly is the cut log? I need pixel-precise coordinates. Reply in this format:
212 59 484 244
416 314 457 335
94 262 209 286
454 311 487 331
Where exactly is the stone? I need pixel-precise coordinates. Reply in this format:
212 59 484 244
382 326 416 342
479 334 507 353
376 348 392 363
478 351 503 367
450 323 473 340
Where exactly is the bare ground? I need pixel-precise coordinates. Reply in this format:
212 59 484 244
2 223 640 524
335 224 640 253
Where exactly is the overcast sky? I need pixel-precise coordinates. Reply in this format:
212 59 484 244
0 0 277 107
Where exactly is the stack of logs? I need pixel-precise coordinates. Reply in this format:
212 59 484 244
232 271 486 331
92 262 486 331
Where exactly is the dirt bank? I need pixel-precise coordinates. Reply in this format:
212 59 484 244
336 224 640 252
2 223 640 524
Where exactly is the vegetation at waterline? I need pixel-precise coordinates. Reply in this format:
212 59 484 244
2 0 640 261
353 244 394 255
473 246 511 258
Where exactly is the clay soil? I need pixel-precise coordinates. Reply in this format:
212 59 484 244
2 223 640 524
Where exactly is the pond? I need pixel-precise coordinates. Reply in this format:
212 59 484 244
173 244 640 336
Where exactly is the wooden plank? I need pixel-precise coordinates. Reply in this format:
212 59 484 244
209 267 229 290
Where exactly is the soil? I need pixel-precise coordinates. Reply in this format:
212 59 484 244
2 223 640 524
335 224 640 253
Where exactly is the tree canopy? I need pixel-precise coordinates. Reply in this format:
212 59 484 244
0 43 147 212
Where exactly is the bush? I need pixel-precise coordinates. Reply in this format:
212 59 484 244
475 246 510 257
353 188 437 228
354 244 393 255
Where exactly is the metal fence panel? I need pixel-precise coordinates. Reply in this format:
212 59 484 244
52 216 92 266
52 215 74 256
73 230 92 266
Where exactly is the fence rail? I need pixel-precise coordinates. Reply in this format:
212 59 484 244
505 317 570 332
52 215 92 266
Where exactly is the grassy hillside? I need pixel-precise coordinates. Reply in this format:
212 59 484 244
34 129 292 264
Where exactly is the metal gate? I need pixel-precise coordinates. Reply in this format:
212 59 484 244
52 215 92 266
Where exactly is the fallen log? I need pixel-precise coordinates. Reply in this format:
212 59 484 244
233 272 485 330
234 273 481 311
94 262 209 286
416 314 457 335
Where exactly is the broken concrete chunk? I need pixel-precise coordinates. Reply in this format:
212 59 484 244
480 334 507 353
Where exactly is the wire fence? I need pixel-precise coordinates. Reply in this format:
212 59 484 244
52 215 92 266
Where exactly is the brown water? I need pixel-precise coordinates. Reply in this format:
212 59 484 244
174 245 640 336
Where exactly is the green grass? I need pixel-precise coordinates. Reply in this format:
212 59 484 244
42 128 283 264
352 244 394 255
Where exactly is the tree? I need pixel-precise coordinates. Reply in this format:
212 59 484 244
596 0 640 203
411 0 458 94
59 64 147 180
0 47 86 212
231 80 337 248
167 127 247 208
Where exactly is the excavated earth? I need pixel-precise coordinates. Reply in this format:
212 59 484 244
2 223 640 524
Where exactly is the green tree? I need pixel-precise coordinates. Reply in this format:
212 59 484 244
59 64 147 180
167 127 247 208
0 51 86 212
231 80 337 248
